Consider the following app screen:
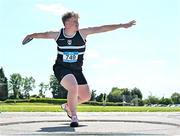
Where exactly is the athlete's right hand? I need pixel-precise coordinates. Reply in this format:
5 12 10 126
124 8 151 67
22 35 33 45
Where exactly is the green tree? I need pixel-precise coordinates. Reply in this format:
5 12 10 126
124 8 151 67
107 87 131 103
9 73 23 99
49 75 67 98
159 97 172 105
131 98 144 106
90 90 96 101
39 82 48 98
0 67 8 100
22 76 35 98
96 93 104 102
171 92 180 104
144 95 159 105
107 87 123 102
131 87 143 100
121 88 131 103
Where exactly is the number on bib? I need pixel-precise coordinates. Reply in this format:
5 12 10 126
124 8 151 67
63 52 78 63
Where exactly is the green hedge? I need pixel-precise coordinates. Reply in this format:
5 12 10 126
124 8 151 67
2 99 30 103
29 98 67 104
2 99 133 106
1 98 67 104
84 101 126 106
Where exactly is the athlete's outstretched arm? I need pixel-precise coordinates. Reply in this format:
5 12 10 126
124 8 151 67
80 20 136 38
22 31 58 45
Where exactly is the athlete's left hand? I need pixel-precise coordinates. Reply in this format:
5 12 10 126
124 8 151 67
122 20 136 28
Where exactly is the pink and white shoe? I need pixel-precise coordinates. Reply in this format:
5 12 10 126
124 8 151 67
61 103 72 119
70 115 79 127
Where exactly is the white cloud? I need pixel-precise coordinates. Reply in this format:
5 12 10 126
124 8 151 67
151 59 167 65
35 3 70 16
85 49 101 59
102 57 124 65
90 56 124 70
86 49 124 69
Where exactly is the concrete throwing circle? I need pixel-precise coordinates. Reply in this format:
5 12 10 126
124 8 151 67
0 120 179 136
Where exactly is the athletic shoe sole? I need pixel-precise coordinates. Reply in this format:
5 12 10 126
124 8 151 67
61 104 72 119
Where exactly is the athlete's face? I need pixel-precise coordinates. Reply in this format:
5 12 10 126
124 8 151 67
65 17 79 30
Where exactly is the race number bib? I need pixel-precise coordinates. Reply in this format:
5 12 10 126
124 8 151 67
63 52 78 63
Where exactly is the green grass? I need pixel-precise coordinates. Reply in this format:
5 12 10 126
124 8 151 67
0 103 180 112
78 105 180 112
0 103 60 112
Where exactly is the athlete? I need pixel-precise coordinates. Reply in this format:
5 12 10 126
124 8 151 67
22 11 136 127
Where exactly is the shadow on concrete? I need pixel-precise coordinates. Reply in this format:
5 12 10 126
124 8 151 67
38 126 75 132
37 123 87 133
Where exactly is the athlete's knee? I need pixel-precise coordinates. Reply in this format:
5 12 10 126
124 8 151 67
83 91 91 101
68 85 78 94
86 89 92 101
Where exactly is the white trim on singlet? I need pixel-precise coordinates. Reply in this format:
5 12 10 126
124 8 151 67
78 52 85 55
55 29 61 41
58 45 85 49
63 29 76 38
58 51 85 55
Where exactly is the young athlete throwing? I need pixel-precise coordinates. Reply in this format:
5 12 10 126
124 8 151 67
22 11 136 127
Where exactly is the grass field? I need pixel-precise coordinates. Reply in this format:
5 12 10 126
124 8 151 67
0 103 180 112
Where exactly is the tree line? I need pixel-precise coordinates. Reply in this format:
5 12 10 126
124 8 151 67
0 67 180 105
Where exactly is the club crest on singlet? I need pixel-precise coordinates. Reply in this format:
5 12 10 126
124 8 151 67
67 40 72 45
63 52 78 63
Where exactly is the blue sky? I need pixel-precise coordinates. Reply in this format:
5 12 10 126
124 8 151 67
0 0 179 98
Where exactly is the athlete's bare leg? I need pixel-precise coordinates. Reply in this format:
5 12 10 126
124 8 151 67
78 84 91 104
60 76 91 116
60 74 78 116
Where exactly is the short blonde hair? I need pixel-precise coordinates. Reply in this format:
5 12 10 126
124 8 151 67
62 11 79 25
